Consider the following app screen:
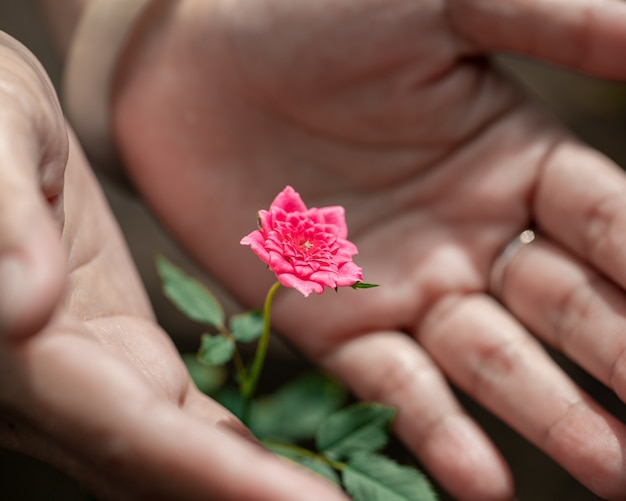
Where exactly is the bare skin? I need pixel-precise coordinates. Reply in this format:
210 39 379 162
6 0 626 499
0 32 348 501
104 1 626 499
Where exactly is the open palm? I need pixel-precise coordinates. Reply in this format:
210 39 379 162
112 1 626 498
0 131 347 501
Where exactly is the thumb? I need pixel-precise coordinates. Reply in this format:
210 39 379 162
0 34 70 340
0 123 68 340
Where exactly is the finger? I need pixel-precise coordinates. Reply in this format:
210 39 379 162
9 328 348 501
0 36 68 339
448 0 626 79
497 235 626 403
534 140 626 290
420 293 626 500
0 125 66 339
321 330 514 501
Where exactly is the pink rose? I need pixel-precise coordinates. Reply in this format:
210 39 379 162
241 186 364 297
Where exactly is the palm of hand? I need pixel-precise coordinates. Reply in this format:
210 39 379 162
113 1 626 499
2 137 341 500
0 137 228 498
116 0 545 305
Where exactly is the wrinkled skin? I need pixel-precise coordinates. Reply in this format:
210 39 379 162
110 1 626 499
0 32 348 501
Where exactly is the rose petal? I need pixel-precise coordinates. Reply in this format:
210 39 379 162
336 240 359 257
335 261 364 286
240 231 271 264
242 186 365 295
268 251 295 274
276 273 324 297
309 270 341 288
258 209 274 234
270 186 308 213
318 206 348 239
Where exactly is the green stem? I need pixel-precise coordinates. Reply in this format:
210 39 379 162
232 346 247 384
241 281 281 423
218 324 247 383
262 440 346 472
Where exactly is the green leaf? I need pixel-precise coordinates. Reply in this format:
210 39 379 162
182 353 227 395
316 403 395 460
156 254 225 328
264 440 340 486
342 453 437 501
197 334 235 366
251 372 348 442
214 386 246 420
351 282 380 290
229 310 264 343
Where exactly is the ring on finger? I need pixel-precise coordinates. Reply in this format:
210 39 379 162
490 229 536 298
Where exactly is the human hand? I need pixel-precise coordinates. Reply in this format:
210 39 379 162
0 34 347 501
111 1 626 499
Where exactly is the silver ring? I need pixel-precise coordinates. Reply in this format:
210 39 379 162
490 229 536 297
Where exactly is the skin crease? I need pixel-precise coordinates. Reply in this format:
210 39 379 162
1 129 350 501
0 31 349 501
109 0 626 500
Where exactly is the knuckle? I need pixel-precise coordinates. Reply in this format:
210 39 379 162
369 347 434 406
470 334 530 397
550 274 597 351
609 345 626 401
583 191 626 264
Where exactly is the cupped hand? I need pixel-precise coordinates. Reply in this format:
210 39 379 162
0 34 347 501
112 1 626 499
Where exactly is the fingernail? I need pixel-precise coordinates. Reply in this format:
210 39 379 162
0 254 29 336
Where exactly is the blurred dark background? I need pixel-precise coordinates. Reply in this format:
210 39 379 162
0 2 625 500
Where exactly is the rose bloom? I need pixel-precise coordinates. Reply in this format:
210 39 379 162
241 186 364 297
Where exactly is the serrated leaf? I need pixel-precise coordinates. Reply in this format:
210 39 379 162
343 453 437 501
229 310 264 343
264 440 340 486
316 403 395 460
182 353 227 395
197 334 235 366
156 254 225 328
251 372 348 442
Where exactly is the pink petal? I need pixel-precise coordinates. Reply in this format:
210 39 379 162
276 273 324 297
268 251 295 274
318 206 348 239
309 270 340 288
335 261 364 286
243 185 366 295
240 231 271 264
336 239 359 257
258 209 274 234
294 264 314 278
303 208 324 225
270 186 308 214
